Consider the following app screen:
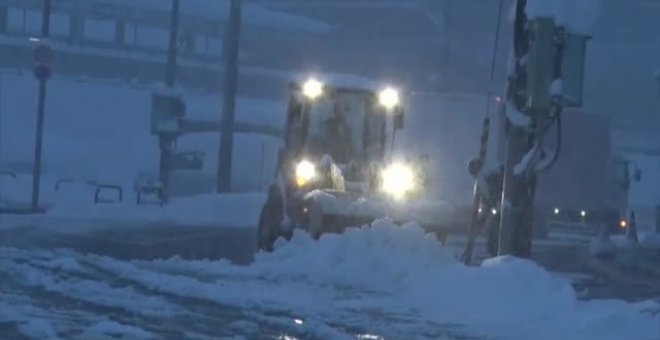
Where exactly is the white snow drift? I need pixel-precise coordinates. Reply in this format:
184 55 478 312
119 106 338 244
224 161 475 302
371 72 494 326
88 219 659 340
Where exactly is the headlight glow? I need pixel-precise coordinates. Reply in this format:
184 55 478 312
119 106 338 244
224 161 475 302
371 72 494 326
619 219 627 229
295 160 316 187
381 163 415 199
378 87 400 109
302 78 323 100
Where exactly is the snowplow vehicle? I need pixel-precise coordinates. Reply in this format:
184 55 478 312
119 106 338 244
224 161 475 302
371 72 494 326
258 78 441 251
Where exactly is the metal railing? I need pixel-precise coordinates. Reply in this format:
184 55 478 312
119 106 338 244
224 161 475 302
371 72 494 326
94 184 123 204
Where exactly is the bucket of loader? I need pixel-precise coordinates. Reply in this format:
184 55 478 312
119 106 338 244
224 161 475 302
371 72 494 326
302 189 463 241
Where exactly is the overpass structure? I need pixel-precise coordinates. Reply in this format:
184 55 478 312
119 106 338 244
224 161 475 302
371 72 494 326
0 0 327 98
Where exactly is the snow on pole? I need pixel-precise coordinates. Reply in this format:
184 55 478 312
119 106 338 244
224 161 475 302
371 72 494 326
549 78 563 97
513 142 540 176
504 103 531 127
525 0 601 36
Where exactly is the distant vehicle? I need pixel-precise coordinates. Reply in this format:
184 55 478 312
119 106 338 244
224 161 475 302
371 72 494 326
397 93 634 242
544 153 641 237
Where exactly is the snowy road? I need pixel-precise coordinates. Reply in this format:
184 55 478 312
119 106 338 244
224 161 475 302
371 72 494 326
1 221 659 340
0 247 482 340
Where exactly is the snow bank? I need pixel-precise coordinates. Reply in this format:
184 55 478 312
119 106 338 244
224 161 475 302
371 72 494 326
47 192 266 228
263 219 456 291
93 219 660 340
260 221 658 340
0 173 265 228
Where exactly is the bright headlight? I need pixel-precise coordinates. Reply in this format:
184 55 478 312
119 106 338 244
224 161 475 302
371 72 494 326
295 160 316 187
381 163 415 199
378 87 400 109
302 78 323 100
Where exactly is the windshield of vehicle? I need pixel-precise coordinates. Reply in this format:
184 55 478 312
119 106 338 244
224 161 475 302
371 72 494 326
306 92 376 164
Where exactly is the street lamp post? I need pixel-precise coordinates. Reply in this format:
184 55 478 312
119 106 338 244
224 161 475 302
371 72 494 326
30 0 52 212
217 0 243 193
158 0 180 203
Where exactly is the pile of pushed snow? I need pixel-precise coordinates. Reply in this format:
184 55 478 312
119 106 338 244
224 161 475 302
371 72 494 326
255 219 456 291
250 220 658 340
91 220 659 339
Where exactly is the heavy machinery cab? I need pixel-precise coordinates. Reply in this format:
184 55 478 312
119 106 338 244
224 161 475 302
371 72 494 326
279 81 404 197
259 77 423 252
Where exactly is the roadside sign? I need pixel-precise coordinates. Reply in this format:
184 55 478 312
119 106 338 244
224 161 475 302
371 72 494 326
33 43 53 65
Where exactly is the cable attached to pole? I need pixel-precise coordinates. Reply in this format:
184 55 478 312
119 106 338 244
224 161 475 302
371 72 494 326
462 0 506 265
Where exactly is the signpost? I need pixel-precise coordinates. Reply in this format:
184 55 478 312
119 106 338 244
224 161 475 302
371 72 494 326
30 0 52 212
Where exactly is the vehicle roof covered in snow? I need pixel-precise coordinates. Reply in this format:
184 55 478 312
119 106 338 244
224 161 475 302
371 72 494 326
290 73 386 94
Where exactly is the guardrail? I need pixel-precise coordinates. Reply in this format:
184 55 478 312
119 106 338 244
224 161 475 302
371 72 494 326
55 177 99 191
136 185 164 206
0 170 16 178
180 119 283 139
94 184 123 204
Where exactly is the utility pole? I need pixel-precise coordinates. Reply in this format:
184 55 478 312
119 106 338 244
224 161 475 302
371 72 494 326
165 0 180 87
497 0 545 258
217 0 243 193
30 0 52 212
465 0 592 258
159 0 180 203
441 0 452 74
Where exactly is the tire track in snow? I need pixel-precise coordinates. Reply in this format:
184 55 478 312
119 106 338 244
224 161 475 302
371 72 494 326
0 248 215 339
76 255 359 339
0 247 484 339
1 248 318 339
79 254 483 340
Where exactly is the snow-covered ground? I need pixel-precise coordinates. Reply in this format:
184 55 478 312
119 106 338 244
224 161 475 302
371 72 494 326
1 220 658 340
0 173 265 228
0 71 285 193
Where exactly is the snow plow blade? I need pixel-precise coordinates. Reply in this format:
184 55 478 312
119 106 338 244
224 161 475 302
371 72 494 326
304 190 468 241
